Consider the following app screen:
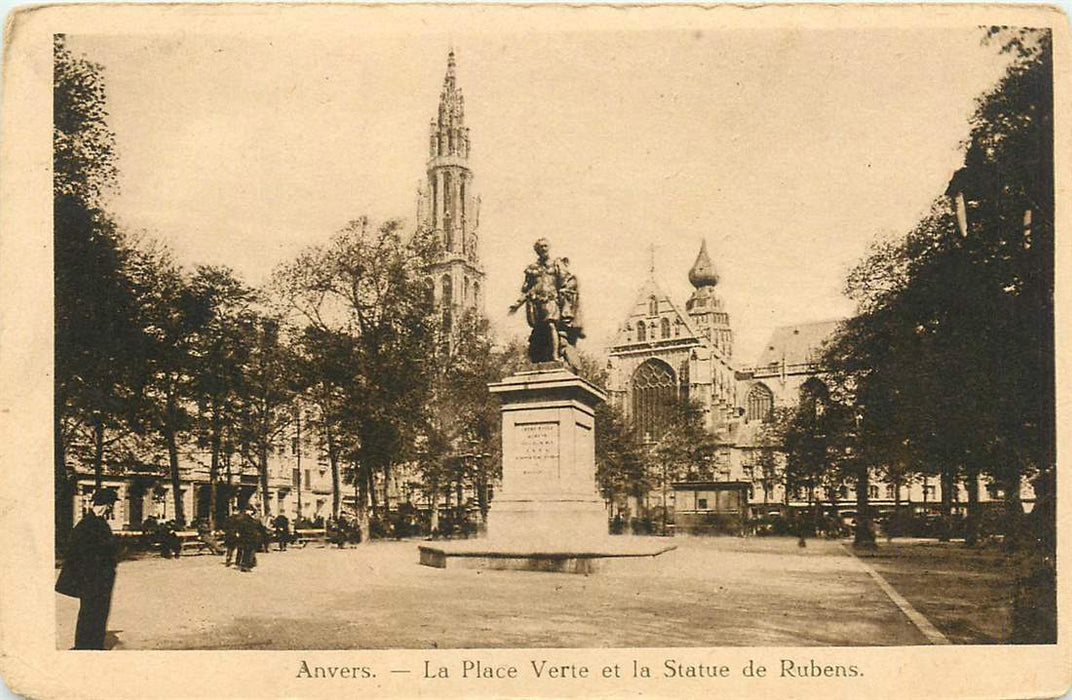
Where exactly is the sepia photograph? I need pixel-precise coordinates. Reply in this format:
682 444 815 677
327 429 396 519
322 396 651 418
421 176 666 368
0 3 1069 698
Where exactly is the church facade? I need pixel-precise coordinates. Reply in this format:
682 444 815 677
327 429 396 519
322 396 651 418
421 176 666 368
605 242 1015 525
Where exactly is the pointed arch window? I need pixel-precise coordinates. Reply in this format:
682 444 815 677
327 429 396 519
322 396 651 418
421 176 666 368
431 176 438 229
636 321 646 342
441 275 452 307
649 296 658 316
746 383 774 423
660 317 671 339
632 358 677 439
442 172 453 249
460 180 467 225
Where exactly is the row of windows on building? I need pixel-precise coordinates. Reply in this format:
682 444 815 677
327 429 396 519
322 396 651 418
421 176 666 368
429 170 468 241
440 273 480 308
742 377 830 424
635 316 685 342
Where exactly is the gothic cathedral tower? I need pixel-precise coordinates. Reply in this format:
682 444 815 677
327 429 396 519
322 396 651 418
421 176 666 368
418 50 485 328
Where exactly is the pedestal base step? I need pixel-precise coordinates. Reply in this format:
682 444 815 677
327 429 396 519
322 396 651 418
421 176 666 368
418 539 676 574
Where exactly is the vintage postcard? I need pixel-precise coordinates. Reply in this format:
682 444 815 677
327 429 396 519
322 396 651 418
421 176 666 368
0 3 1069 698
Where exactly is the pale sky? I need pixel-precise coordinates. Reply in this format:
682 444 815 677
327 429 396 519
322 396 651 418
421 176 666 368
69 28 1013 364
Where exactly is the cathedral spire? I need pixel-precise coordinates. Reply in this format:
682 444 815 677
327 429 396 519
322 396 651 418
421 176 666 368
420 48 484 321
445 48 456 87
430 50 467 160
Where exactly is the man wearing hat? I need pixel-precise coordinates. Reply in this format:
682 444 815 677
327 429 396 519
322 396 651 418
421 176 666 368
234 504 263 572
55 488 119 649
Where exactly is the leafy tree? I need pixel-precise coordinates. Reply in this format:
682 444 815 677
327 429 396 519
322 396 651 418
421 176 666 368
53 34 139 547
54 35 116 206
234 314 297 518
594 401 646 516
645 398 719 530
126 247 210 526
188 266 257 528
811 26 1052 566
753 406 791 505
274 217 440 530
783 386 829 510
291 326 359 520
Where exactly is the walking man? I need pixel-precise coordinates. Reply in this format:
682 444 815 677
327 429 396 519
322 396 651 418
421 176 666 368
55 488 119 650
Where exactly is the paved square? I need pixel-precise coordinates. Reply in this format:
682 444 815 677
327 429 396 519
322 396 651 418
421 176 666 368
56 537 933 649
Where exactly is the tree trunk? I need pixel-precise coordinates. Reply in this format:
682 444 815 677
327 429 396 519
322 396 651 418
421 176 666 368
854 465 875 548
355 461 370 542
92 416 105 489
964 465 980 547
429 482 440 535
295 412 302 521
326 425 341 520
1003 464 1024 552
55 408 74 556
367 465 378 517
939 466 954 542
258 445 271 518
382 462 392 517
476 473 489 523
208 404 221 531
164 424 185 526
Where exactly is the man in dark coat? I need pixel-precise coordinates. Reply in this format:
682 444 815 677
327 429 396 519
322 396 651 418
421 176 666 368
55 488 119 650
273 512 291 552
221 511 239 567
234 505 263 572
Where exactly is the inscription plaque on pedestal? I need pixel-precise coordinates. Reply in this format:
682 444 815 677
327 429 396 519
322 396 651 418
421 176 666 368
515 422 559 488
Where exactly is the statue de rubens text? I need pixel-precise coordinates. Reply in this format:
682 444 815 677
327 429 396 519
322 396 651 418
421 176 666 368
509 238 585 370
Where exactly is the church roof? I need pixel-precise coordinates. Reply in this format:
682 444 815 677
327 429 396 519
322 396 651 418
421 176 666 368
754 319 842 368
610 277 705 348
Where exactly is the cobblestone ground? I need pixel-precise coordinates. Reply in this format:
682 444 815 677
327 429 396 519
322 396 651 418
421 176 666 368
56 536 929 650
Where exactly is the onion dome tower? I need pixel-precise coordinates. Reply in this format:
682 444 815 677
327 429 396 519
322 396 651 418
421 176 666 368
685 239 733 358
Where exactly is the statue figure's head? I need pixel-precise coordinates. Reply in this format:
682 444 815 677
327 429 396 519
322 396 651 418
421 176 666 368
533 238 550 259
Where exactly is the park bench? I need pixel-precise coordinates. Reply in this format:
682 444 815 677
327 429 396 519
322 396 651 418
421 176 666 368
176 530 217 556
294 528 328 548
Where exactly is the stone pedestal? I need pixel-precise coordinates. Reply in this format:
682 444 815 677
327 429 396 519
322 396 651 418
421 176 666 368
419 366 675 573
486 366 608 547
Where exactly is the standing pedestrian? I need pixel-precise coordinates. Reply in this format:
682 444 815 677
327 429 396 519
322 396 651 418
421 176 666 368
221 511 239 566
235 505 262 572
55 488 119 650
273 512 291 552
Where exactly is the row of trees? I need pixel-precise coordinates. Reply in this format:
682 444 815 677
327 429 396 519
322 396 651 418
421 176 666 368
778 29 1054 555
54 36 517 547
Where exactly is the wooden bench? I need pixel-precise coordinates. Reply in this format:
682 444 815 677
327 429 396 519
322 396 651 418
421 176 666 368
176 530 218 556
294 528 328 548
